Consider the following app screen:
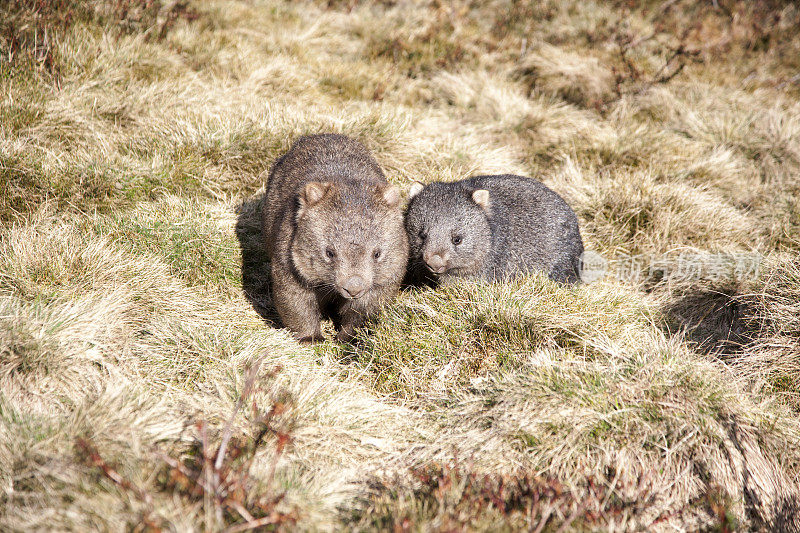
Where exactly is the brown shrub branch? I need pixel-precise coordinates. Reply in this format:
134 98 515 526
76 357 298 531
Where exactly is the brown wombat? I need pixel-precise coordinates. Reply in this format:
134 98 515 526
262 134 408 342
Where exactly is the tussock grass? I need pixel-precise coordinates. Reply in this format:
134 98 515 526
515 43 616 108
0 210 422 530
660 256 800 409
346 276 655 398
344 276 800 528
2 0 800 530
555 163 758 256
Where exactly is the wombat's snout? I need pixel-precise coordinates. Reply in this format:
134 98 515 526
340 275 367 299
424 252 449 274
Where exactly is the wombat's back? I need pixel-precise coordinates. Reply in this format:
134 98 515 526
467 175 583 283
263 134 387 254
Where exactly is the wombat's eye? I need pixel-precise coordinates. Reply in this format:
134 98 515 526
418 229 427 240
451 235 462 245
325 247 336 259
373 249 382 260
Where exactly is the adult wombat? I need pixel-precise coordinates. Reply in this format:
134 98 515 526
263 134 408 342
404 174 583 285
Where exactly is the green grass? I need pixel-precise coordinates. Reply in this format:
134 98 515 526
343 276 656 397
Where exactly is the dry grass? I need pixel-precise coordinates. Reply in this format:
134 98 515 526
1 0 799 530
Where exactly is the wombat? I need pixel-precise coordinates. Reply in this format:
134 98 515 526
404 174 584 285
262 134 408 343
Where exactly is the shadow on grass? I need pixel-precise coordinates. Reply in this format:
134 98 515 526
235 195 281 328
661 284 752 357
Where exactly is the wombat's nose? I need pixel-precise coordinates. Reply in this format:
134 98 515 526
424 253 449 274
341 275 366 299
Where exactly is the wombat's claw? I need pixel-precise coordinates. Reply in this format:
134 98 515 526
335 329 356 344
297 334 325 344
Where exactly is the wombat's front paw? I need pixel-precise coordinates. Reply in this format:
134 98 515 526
296 333 325 344
335 328 355 344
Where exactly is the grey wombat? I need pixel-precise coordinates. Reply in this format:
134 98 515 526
262 134 408 342
404 175 583 285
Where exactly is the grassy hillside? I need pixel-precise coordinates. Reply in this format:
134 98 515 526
1 0 799 530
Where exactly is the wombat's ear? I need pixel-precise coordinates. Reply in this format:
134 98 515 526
472 189 490 210
408 181 424 199
380 185 401 208
299 182 333 212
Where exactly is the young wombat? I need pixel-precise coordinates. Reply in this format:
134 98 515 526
262 134 408 342
404 175 583 285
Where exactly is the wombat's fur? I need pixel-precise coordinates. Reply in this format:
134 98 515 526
405 175 584 285
263 134 408 343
